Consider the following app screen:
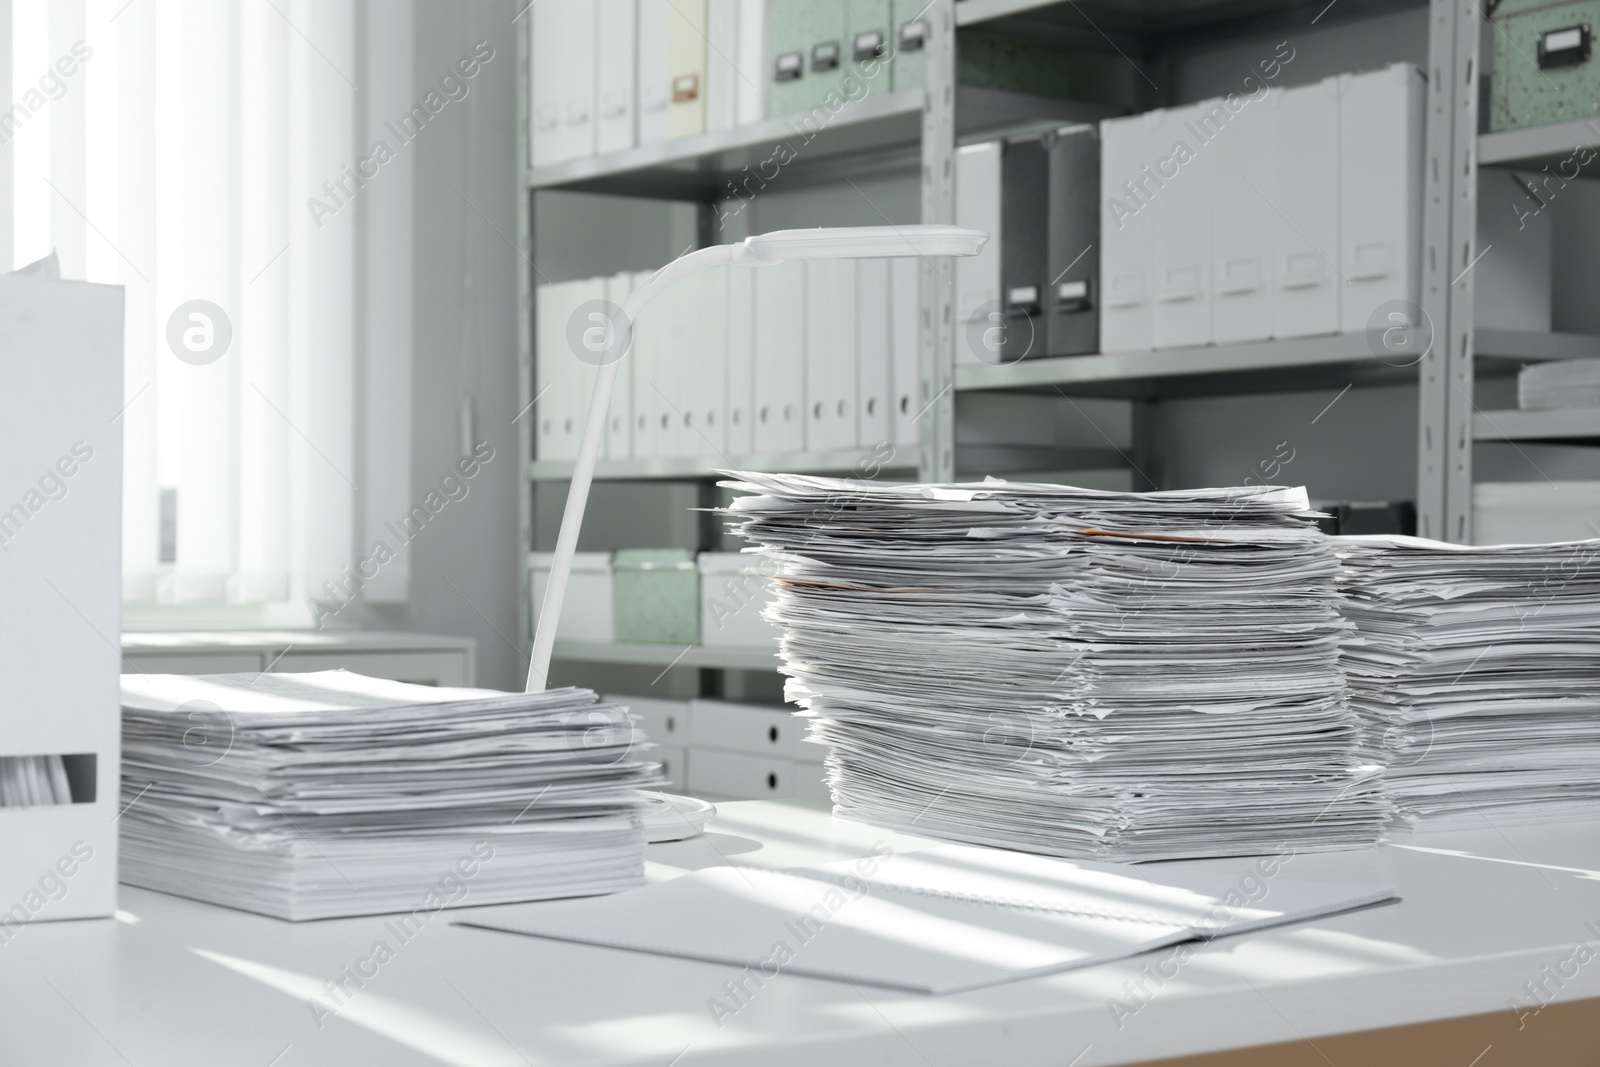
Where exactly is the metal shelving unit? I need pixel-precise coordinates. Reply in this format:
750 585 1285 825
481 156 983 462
517 0 1578 673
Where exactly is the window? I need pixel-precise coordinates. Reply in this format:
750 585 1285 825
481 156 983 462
3 0 413 625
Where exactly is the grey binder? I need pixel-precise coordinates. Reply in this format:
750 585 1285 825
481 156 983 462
999 137 1050 363
1046 124 1100 357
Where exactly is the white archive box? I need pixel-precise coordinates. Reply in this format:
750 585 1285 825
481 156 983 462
1212 88 1276 345
856 257 893 447
1473 482 1600 546
805 258 860 450
668 0 709 138
689 699 821 763
637 0 672 145
890 256 921 448
754 259 807 453
529 0 597 166
698 552 783 649
735 0 768 125
535 281 582 461
706 0 740 133
569 276 607 460
0 275 124 925
604 271 637 459
1271 77 1340 339
1339 63 1424 335
1149 103 1213 350
726 267 757 455
530 552 614 642
631 268 671 460
955 141 1002 367
689 268 729 457
1099 111 1159 353
596 0 639 154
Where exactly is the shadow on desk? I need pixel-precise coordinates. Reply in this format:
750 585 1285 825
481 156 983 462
1134 996 1600 1067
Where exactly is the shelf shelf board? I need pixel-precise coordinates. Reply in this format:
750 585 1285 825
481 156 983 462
952 332 1422 399
1474 408 1600 444
526 88 1115 199
955 0 1420 46
1476 328 1600 363
552 640 778 671
529 447 916 482
1480 118 1600 173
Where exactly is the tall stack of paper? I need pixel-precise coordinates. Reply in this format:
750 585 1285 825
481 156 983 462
118 672 658 920
1518 359 1600 410
1339 535 1600 827
722 473 1390 861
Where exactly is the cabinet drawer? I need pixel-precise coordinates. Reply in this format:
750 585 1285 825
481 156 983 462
686 749 795 800
689 699 815 761
608 694 691 746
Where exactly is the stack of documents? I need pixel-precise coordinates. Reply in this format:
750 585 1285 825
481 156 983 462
1339 535 1600 826
466 843 1395 993
720 472 1389 861
119 671 659 920
1518 359 1600 410
0 755 72 807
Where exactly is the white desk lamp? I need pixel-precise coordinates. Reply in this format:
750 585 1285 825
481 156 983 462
525 224 988 694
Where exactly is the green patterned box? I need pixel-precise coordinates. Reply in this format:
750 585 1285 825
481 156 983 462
1490 0 1600 132
613 549 701 645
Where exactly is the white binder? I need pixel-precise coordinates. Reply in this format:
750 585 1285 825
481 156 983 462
1271 77 1340 339
569 276 607 461
637 0 672 145
726 267 756 455
604 272 635 459
1099 111 1158 353
631 272 669 460
596 0 638 155
557 0 598 162
735 0 768 126
707 0 739 133
1339 63 1424 335
536 281 578 461
691 268 730 457
1149 103 1213 349
1212 89 1276 345
890 257 921 449
955 141 1002 367
805 259 859 451
668 0 709 138
753 260 807 453
529 1 562 166
857 257 892 447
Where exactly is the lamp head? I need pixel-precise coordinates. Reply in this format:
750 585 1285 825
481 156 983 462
740 224 988 263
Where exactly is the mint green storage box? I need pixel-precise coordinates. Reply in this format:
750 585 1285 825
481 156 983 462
613 549 701 645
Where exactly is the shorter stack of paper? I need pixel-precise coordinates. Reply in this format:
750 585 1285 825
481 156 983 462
720 471 1390 862
1339 535 1600 826
0 755 71 807
465 843 1394 993
119 671 659 920
1518 359 1600 410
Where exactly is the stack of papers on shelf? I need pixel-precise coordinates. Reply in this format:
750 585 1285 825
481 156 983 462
1518 359 1600 410
464 843 1394 993
0 755 72 807
1339 534 1600 827
119 671 660 920
718 472 1390 862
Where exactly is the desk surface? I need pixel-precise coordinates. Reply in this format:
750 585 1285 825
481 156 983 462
3 802 1599 1066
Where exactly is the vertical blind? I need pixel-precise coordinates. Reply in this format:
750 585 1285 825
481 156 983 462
3 0 413 621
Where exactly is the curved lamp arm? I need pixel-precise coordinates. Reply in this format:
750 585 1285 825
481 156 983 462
526 225 986 692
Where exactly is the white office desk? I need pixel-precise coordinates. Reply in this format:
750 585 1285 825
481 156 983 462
3 801 1598 1066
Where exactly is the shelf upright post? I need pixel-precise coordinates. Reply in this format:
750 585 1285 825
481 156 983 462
516 13 536 662
919 0 958 482
1417 0 1481 543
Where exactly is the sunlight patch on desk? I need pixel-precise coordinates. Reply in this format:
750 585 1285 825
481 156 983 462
549 1010 709 1054
192 948 524 1067
1185 929 1436 982
1391 844 1600 882
113 910 140 925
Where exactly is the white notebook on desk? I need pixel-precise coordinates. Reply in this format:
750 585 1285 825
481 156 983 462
462 845 1394 994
